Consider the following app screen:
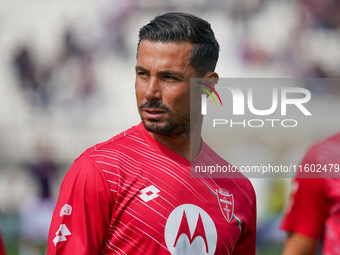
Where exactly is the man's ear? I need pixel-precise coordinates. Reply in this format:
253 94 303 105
204 71 219 79
201 72 219 95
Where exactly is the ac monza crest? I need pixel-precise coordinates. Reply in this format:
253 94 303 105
217 188 234 223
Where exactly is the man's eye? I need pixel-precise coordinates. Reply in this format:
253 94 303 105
137 72 148 78
163 75 179 81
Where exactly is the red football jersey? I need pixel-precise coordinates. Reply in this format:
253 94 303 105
281 133 340 255
47 123 256 254
0 229 5 255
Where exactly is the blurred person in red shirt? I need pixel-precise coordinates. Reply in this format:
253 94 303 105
281 133 340 255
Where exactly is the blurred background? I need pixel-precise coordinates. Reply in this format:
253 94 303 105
1 0 340 254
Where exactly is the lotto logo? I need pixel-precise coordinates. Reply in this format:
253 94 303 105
139 185 160 202
53 224 71 246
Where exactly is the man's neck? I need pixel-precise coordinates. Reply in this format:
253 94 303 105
149 131 202 161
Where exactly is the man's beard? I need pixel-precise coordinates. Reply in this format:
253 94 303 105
139 101 200 136
139 101 188 136
142 118 189 136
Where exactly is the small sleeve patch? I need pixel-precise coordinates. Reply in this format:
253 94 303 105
60 204 72 217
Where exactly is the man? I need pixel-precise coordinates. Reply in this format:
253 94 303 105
281 133 340 255
47 12 256 254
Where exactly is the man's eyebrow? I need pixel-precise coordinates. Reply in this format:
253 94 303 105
159 70 185 79
135 66 148 72
135 66 185 79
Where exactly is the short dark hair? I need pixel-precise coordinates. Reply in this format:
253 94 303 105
138 12 219 77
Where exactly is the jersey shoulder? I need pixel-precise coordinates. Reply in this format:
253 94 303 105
82 125 140 157
205 143 255 181
298 132 340 178
306 132 340 158
203 143 256 200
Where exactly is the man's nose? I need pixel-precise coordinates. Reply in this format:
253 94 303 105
144 78 162 101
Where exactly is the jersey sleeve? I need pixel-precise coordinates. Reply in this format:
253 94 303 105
232 186 257 255
47 154 113 255
281 148 329 239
